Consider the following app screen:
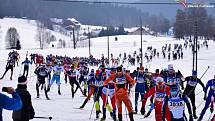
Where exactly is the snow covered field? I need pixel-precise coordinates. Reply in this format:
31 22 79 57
0 18 215 121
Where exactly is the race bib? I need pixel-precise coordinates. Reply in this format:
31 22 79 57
187 80 197 87
168 99 185 119
116 77 126 85
94 81 104 87
167 77 176 85
155 92 165 102
137 76 145 83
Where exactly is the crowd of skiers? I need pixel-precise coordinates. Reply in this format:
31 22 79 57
0 46 214 121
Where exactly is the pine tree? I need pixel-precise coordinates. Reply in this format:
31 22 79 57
174 9 186 39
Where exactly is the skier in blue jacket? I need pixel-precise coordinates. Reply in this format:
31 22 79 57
0 87 23 121
198 75 215 121
22 58 32 77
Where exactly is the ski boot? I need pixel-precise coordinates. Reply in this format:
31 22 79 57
110 112 117 121
133 106 138 114
118 114 122 121
140 107 145 115
58 90 61 95
129 112 134 121
58 86 61 95
193 110 198 119
96 111 100 119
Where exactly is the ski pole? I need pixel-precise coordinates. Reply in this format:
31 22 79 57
34 116 52 120
187 66 210 96
89 87 99 120
200 66 210 79
197 100 205 109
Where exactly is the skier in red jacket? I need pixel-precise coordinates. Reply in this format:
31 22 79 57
142 77 171 121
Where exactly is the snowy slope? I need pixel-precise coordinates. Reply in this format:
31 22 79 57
0 18 72 49
0 19 215 121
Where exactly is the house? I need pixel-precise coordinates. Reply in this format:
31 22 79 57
62 18 81 31
168 27 174 36
128 27 151 35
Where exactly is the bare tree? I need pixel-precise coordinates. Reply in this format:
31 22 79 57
35 20 46 49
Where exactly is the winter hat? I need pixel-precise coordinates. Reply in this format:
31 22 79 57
168 64 174 70
91 69 95 72
145 68 148 72
192 70 197 76
116 66 122 72
156 77 165 89
156 77 164 85
96 70 100 75
18 75 27 85
140 66 144 71
170 85 179 97
155 69 159 73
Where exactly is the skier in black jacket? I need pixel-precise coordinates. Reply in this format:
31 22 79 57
0 59 15 80
34 65 50 100
182 70 205 119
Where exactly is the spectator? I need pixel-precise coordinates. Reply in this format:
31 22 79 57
12 76 35 121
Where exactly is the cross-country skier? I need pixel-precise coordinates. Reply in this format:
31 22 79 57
198 75 215 121
22 58 32 78
79 66 89 96
209 96 215 121
162 85 193 121
63 60 71 84
66 65 85 98
144 68 155 106
104 66 136 121
0 59 15 80
45 61 52 81
162 64 184 91
134 66 146 114
142 68 161 118
47 62 64 95
142 77 171 121
93 70 104 119
182 70 205 119
34 65 50 100
101 67 117 121
79 69 95 109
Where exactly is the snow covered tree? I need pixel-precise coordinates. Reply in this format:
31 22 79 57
5 27 20 49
